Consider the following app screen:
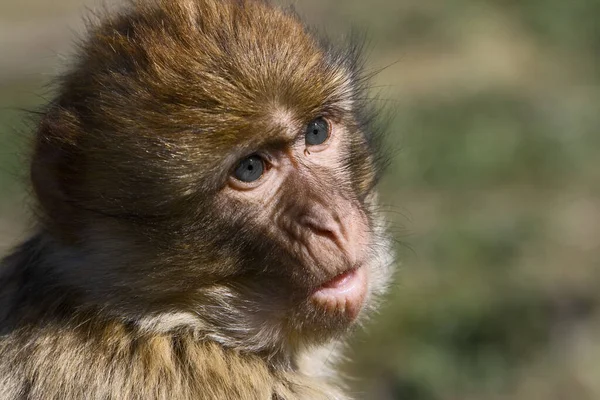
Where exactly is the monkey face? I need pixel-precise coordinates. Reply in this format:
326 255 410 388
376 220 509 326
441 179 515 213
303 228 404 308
32 0 392 352
195 108 386 348
218 116 373 323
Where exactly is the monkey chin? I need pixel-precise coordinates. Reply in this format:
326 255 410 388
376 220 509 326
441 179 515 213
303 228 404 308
310 266 368 322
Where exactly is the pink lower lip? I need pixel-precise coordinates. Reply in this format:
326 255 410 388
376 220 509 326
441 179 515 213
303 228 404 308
311 267 368 320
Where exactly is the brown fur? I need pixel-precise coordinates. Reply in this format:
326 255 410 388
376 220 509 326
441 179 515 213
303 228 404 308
0 320 344 399
0 0 393 398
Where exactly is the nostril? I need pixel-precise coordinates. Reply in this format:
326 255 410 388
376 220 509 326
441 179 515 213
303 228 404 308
300 216 341 244
312 225 338 243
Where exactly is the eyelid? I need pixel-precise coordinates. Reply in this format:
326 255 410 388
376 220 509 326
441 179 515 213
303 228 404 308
229 151 266 173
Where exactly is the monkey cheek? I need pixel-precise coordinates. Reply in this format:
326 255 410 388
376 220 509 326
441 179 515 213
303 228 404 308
310 266 368 322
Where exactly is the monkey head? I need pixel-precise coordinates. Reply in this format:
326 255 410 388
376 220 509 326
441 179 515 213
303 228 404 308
31 0 393 355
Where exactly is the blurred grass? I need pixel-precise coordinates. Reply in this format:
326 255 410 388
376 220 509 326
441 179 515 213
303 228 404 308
1 1 600 399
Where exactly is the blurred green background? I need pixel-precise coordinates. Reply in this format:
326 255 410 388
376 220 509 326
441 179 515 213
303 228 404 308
1 1 599 399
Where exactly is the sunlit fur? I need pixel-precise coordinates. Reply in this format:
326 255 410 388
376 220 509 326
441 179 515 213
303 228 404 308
0 0 393 398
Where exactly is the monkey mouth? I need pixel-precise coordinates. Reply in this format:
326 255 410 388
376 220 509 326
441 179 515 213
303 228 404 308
310 267 368 321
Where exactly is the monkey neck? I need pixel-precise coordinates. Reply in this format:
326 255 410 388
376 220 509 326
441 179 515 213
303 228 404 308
0 233 83 329
0 232 347 395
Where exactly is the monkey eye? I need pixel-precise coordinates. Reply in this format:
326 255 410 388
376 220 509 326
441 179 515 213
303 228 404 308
233 154 265 183
305 117 330 146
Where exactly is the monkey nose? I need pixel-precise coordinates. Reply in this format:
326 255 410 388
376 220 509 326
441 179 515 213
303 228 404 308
300 215 342 244
299 211 362 265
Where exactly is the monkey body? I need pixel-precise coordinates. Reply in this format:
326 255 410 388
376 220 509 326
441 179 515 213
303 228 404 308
0 0 393 398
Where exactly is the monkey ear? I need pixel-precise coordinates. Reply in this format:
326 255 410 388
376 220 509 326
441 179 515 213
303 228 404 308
31 107 83 242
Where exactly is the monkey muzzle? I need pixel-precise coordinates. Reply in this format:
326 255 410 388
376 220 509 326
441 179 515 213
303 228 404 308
278 187 371 321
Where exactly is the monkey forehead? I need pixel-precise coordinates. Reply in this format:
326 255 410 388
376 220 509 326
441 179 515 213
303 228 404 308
67 0 357 137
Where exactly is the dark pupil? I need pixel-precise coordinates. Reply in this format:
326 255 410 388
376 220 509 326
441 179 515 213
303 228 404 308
305 118 329 146
234 155 264 182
